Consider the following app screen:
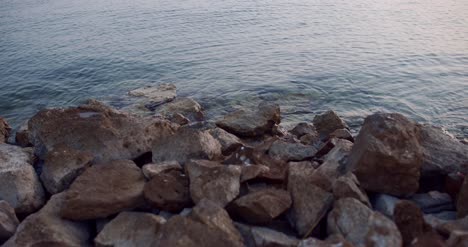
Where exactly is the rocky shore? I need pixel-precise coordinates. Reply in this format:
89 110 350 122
0 84 467 247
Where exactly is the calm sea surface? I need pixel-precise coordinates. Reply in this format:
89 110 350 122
1 0 467 138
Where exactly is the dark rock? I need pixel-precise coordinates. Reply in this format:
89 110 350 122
209 128 243 155
0 117 11 143
446 172 465 200
394 200 431 246
60 160 145 220
235 222 299 247
158 97 205 122
458 177 468 218
0 201 19 242
435 215 468 237
313 110 348 140
141 161 182 179
289 122 316 138
268 138 317 161
332 173 371 207
329 128 354 142
410 191 455 214
349 113 423 197
15 121 32 147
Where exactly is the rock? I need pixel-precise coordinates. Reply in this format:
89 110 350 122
0 117 11 143
394 200 431 246
329 128 354 142
158 98 204 121
349 113 423 197
28 100 176 163
15 121 32 147
410 232 446 247
144 169 191 212
40 146 94 194
168 113 190 125
235 223 299 247
288 160 320 169
332 173 371 207
0 201 19 242
410 191 455 214
289 122 316 138
299 235 354 247
129 83 177 107
152 127 222 165
186 160 241 206
94 211 166 247
446 172 465 200
328 198 402 247
3 193 91 247
268 139 317 161
60 160 146 220
142 161 182 179
446 231 468 247
316 139 354 180
229 188 292 224
458 178 468 218
0 143 45 215
209 128 243 155
216 102 281 137
372 193 400 218
240 164 270 182
299 132 321 146
435 215 468 237
313 110 348 140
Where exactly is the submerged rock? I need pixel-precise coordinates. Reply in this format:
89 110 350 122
0 117 11 143
0 201 19 243
129 83 177 107
313 110 348 140
158 97 204 122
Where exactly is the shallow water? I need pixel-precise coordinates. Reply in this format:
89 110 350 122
1 0 467 138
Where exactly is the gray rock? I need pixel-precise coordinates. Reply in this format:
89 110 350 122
289 122 316 138
329 128 354 142
316 139 353 180
332 173 371 207
410 191 455 214
458 177 468 218
313 110 348 140
141 161 182 179
209 128 243 155
158 97 204 122
268 139 317 161
129 83 177 107
0 201 19 242
372 193 400 218
235 223 299 247
0 117 11 143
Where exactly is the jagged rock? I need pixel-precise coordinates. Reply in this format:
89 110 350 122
329 128 354 142
240 164 270 182
394 200 431 246
313 110 348 140
60 160 145 220
168 112 190 125
129 83 177 107
229 188 292 224
316 139 353 180
158 98 204 121
410 191 455 214
186 160 241 206
0 117 11 143
216 102 281 137
40 146 93 194
28 100 176 162
0 201 19 242
235 223 299 247
15 121 32 147
0 143 45 214
349 113 423 197
3 193 91 247
268 139 317 161
328 198 402 247
299 235 354 247
209 128 243 155
142 161 182 179
372 193 400 218
299 132 321 146
152 127 222 165
94 212 166 247
144 169 191 212
332 173 371 207
458 178 468 218
289 123 316 138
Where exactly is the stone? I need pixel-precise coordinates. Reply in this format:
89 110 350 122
435 215 468 236
186 160 241 206
313 110 348 140
216 102 281 137
95 211 166 247
229 188 292 224
235 223 299 247
446 231 468 247
158 97 204 121
0 201 19 242
3 193 91 247
410 191 455 214
372 193 400 218
152 127 222 165
458 177 468 218
332 173 371 207
0 117 11 143
394 200 431 246
15 121 32 147
410 232 447 247
60 160 146 220
328 198 402 247
299 235 354 247
268 139 317 161
129 83 177 107
316 139 354 180
299 132 321 146
40 146 94 194
289 122 316 138
329 128 354 142
209 128 243 155
168 112 190 125
144 169 191 212
349 113 423 197
0 143 45 215
240 164 270 182
141 161 182 179
28 100 176 163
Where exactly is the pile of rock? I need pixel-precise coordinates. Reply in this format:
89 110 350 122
0 84 467 246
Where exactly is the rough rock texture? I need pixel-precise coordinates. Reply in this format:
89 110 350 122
216 102 281 137
329 128 354 142
313 110 348 140
458 177 468 218
209 128 243 155
349 113 423 197
332 173 371 207
240 164 270 182
235 223 299 247
289 122 316 138
0 201 19 242
316 139 354 180
40 146 94 194
60 160 146 220
28 100 176 162
158 98 204 121
0 117 11 143
3 193 91 247
186 160 241 206
229 188 292 224
410 191 454 214
141 161 182 179
299 235 354 247
394 200 430 246
0 143 45 214
268 139 317 161
128 83 177 106
15 121 32 147
328 198 402 247
168 112 190 125
94 212 166 247
152 127 222 165
144 169 191 212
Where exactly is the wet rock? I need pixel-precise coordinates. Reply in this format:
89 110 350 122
268 138 317 161
332 173 371 207
329 128 354 142
158 97 204 121
229 188 292 224
289 122 316 138
0 201 19 242
0 143 45 215
3 193 91 247
240 164 270 182
316 139 354 180
168 113 190 125
410 191 455 214
216 102 281 137
313 110 348 140
28 100 176 163
152 127 222 165
394 200 431 246
60 160 146 220
235 223 299 247
349 113 423 197
0 117 11 143
142 161 182 179
40 146 94 194
299 235 354 247
15 121 32 147
186 160 241 206
458 178 468 218
129 83 177 107
209 127 243 155
95 211 166 247
372 193 400 218
328 198 402 247
144 169 191 212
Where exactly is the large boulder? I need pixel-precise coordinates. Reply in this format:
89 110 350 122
458 177 468 218
3 193 91 247
216 102 281 137
94 211 166 247
313 110 348 140
349 113 423 197
0 117 11 143
152 127 222 165
185 160 241 207
28 100 176 162
328 198 402 247
60 160 146 220
235 223 299 247
0 201 19 242
0 143 45 215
